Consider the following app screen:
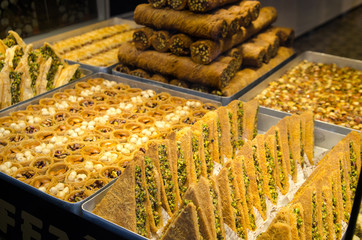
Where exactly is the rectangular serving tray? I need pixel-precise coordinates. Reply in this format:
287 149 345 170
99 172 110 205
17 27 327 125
29 17 141 73
82 105 358 240
0 72 220 216
239 51 362 102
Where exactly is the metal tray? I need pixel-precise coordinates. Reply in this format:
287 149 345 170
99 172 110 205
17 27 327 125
30 17 141 73
0 72 220 215
239 51 362 102
112 50 296 106
82 106 357 239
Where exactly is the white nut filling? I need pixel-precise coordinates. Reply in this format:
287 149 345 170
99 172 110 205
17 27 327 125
119 102 133 111
106 107 122 116
55 101 69 110
90 85 102 93
141 90 155 99
186 100 202 108
0 161 18 175
102 80 116 88
68 171 87 182
0 128 11 137
34 143 55 154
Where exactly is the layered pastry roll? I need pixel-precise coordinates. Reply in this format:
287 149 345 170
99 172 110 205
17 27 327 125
150 30 171 53
217 159 248 239
265 125 289 194
133 27 154 51
242 99 259 141
146 139 181 216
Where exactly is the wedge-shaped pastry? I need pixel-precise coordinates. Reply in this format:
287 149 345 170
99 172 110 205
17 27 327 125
239 140 267 220
36 57 52 95
146 139 181 216
216 106 233 161
191 127 207 181
265 125 289 194
263 134 279 204
53 63 81 88
92 158 151 238
257 222 292 240
290 186 314 240
266 207 297 240
208 176 226 240
161 201 200 240
198 111 218 175
183 177 217 240
300 111 314 165
175 127 195 189
217 160 248 239
16 44 44 99
142 149 163 232
251 134 273 208
242 98 259 141
0 48 12 108
2 30 26 48
320 185 334 240
289 203 306 240
330 169 343 239
287 115 304 168
231 154 257 231
277 117 297 182
203 111 222 165
40 42 65 91
227 100 245 149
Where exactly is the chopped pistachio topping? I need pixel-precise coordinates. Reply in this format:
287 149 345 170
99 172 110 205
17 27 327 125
135 166 148 237
265 143 278 202
28 52 39 93
176 142 188 197
10 71 23 105
349 141 358 198
339 157 349 221
145 156 161 226
158 144 176 212
0 59 4 71
227 167 245 239
202 124 213 177
242 163 256 230
70 68 82 82
321 192 329 238
192 135 202 180
217 120 222 163
312 191 321 239
292 207 303 239
237 102 244 147
252 145 266 213
209 186 224 240
12 47 24 69
275 131 286 189
331 182 341 238
228 112 237 157
300 123 305 168
3 34 17 48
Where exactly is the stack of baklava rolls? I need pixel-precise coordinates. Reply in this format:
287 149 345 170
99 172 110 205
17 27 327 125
116 0 295 96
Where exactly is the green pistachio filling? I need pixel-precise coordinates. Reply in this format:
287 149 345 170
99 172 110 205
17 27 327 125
209 186 224 240
252 145 267 213
28 52 39 93
176 142 188 197
10 71 23 105
339 157 349 221
192 135 202 181
158 144 176 212
0 59 4 71
237 102 244 147
287 132 296 177
275 131 286 189
144 156 161 226
69 68 82 82
312 191 321 239
12 47 24 69
227 167 245 239
228 112 236 157
265 143 278 202
331 182 341 238
217 120 222 163
3 34 17 48
135 166 148 237
292 207 303 239
349 141 358 199
321 192 329 238
202 124 213 177
242 162 256 230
